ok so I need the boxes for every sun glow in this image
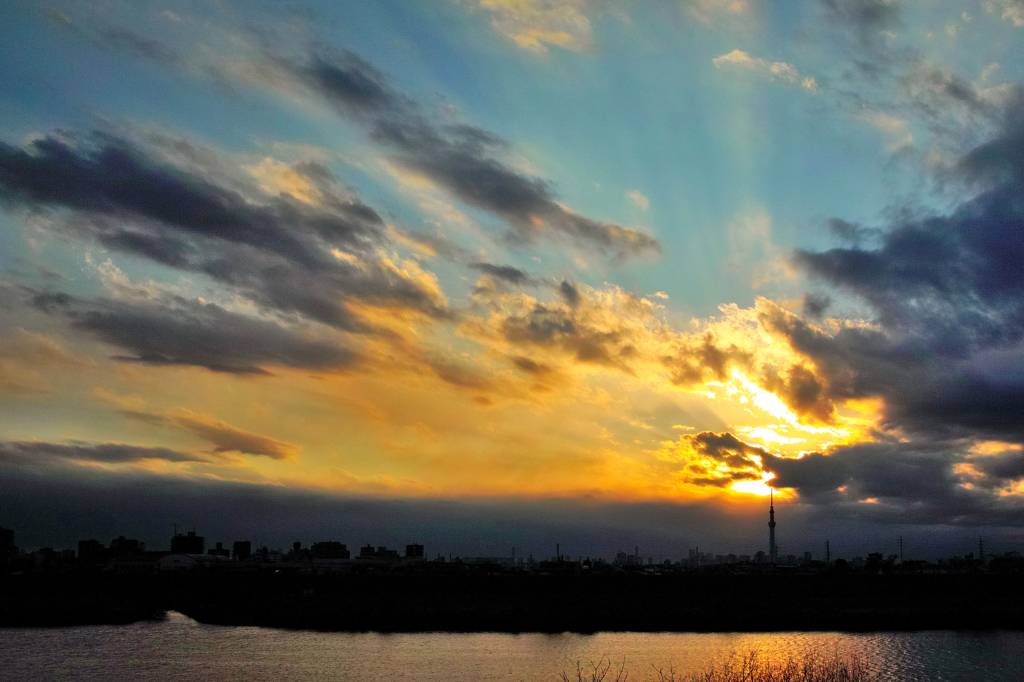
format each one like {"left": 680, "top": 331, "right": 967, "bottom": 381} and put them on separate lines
{"left": 731, "top": 472, "right": 776, "bottom": 496}
{"left": 737, "top": 426, "right": 805, "bottom": 446}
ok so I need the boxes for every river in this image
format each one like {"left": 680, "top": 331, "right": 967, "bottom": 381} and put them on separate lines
{"left": 2, "top": 611, "right": 1023, "bottom": 681}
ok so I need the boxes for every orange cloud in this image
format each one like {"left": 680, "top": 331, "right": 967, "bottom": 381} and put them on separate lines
{"left": 120, "top": 408, "right": 299, "bottom": 460}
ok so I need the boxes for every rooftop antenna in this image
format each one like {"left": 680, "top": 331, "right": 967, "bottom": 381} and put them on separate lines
{"left": 825, "top": 539, "right": 831, "bottom": 565}
{"left": 898, "top": 536, "right": 904, "bottom": 564}
{"left": 979, "top": 536, "right": 985, "bottom": 564}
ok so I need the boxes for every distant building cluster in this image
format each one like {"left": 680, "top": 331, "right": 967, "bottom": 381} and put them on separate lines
{"left": 0, "top": 527, "right": 430, "bottom": 574}
{"left": 3, "top": 514, "right": 1024, "bottom": 576}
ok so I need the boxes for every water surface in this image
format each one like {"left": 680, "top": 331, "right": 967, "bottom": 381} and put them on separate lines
{"left": 2, "top": 611, "right": 1023, "bottom": 681}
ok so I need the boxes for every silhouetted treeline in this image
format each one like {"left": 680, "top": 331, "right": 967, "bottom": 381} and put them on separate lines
{"left": 4, "top": 571, "right": 1024, "bottom": 632}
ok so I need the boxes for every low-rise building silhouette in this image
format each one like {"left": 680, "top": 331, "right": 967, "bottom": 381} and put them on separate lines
{"left": 357, "top": 544, "right": 402, "bottom": 562}
{"left": 0, "top": 527, "right": 15, "bottom": 558}
{"left": 208, "top": 542, "right": 230, "bottom": 558}
{"left": 232, "top": 541, "right": 252, "bottom": 561}
{"left": 78, "top": 539, "right": 107, "bottom": 563}
{"left": 171, "top": 531, "right": 205, "bottom": 554}
{"left": 109, "top": 536, "right": 143, "bottom": 556}
{"left": 312, "top": 542, "right": 350, "bottom": 559}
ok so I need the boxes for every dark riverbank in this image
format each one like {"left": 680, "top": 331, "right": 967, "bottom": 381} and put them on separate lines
{"left": 3, "top": 572, "right": 1024, "bottom": 632}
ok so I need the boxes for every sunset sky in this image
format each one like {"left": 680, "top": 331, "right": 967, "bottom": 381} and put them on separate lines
{"left": 2, "top": 0, "right": 1024, "bottom": 559}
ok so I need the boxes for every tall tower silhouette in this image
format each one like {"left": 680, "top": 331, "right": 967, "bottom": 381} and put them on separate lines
{"left": 768, "top": 490, "right": 777, "bottom": 563}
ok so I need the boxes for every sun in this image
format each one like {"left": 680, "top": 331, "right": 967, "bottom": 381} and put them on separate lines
{"left": 731, "top": 472, "right": 776, "bottom": 496}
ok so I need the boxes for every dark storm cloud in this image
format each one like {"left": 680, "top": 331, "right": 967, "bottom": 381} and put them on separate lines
{"left": 0, "top": 134, "right": 353, "bottom": 269}
{"left": 33, "top": 292, "right": 355, "bottom": 375}
{"left": 781, "top": 94, "right": 1024, "bottom": 442}
{"left": 763, "top": 441, "right": 960, "bottom": 503}
{"left": 958, "top": 100, "right": 1024, "bottom": 187}
{"left": 0, "top": 440, "right": 208, "bottom": 465}
{"left": 756, "top": 439, "right": 1024, "bottom": 530}
{"left": 688, "top": 431, "right": 768, "bottom": 469}
{"left": 276, "top": 49, "right": 660, "bottom": 261}
{"left": 497, "top": 301, "right": 635, "bottom": 372}
{"left": 802, "top": 293, "right": 831, "bottom": 319}
{"left": 0, "top": 131, "right": 452, "bottom": 332}
{"left": 96, "top": 229, "right": 195, "bottom": 268}
{"left": 236, "top": 258, "right": 451, "bottom": 332}
{"left": 294, "top": 50, "right": 410, "bottom": 117}
{"left": 670, "top": 431, "right": 767, "bottom": 488}
{"left": 557, "top": 280, "right": 580, "bottom": 307}
{"left": 500, "top": 303, "right": 577, "bottom": 345}
{"left": 469, "top": 262, "right": 535, "bottom": 286}
{"left": 971, "top": 449, "right": 1024, "bottom": 485}
{"left": 740, "top": 436, "right": 1024, "bottom": 527}
{"left": 759, "top": 303, "right": 902, "bottom": 399}
{"left": 889, "top": 373, "right": 1024, "bottom": 444}
{"left": 827, "top": 218, "right": 881, "bottom": 247}
{"left": 762, "top": 364, "right": 836, "bottom": 424}
{"left": 762, "top": 451, "right": 846, "bottom": 498}
{"left": 660, "top": 427, "right": 1024, "bottom": 528}
{"left": 759, "top": 302, "right": 1009, "bottom": 440}
{"left": 30, "top": 292, "right": 73, "bottom": 313}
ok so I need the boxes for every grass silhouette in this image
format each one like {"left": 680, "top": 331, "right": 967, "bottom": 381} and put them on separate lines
{"left": 560, "top": 650, "right": 874, "bottom": 682}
